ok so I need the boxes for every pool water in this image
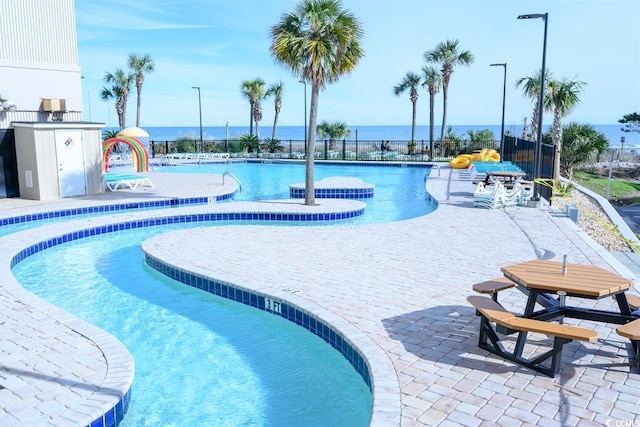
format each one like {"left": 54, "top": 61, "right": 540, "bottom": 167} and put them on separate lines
{"left": 158, "top": 162, "right": 436, "bottom": 224}
{"left": 12, "top": 223, "right": 372, "bottom": 426}
{"left": 5, "top": 162, "right": 434, "bottom": 425}
{"left": 0, "top": 163, "right": 436, "bottom": 237}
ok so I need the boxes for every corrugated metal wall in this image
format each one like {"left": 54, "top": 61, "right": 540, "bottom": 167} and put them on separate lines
{"left": 0, "top": 0, "right": 78, "bottom": 65}
{"left": 0, "top": 111, "right": 83, "bottom": 129}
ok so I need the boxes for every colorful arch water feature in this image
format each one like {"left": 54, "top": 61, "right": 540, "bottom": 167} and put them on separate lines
{"left": 102, "top": 137, "right": 149, "bottom": 172}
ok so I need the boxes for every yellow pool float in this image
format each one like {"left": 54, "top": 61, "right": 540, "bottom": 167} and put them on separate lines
{"left": 449, "top": 156, "right": 471, "bottom": 169}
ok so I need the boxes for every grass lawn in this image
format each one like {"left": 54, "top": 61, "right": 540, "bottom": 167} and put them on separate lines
{"left": 573, "top": 170, "right": 640, "bottom": 205}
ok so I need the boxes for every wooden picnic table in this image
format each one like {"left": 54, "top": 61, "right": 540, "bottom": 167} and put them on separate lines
{"left": 469, "top": 259, "right": 639, "bottom": 376}
{"left": 502, "top": 259, "right": 636, "bottom": 324}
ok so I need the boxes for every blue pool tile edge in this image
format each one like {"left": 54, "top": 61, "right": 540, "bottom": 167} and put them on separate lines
{"left": 7, "top": 207, "right": 370, "bottom": 426}
{"left": 143, "top": 253, "right": 373, "bottom": 391}
{"left": 0, "top": 194, "right": 234, "bottom": 227}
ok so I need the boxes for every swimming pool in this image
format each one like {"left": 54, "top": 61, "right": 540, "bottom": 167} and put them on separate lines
{"left": 0, "top": 162, "right": 436, "bottom": 236}
{"left": 4, "top": 162, "right": 435, "bottom": 425}
{"left": 12, "top": 222, "right": 372, "bottom": 426}
{"left": 157, "top": 161, "right": 436, "bottom": 224}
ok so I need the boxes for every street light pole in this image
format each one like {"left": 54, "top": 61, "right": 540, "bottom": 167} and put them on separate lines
{"left": 518, "top": 12, "right": 548, "bottom": 200}
{"left": 299, "top": 80, "right": 307, "bottom": 153}
{"left": 490, "top": 63, "right": 507, "bottom": 162}
{"left": 191, "top": 86, "right": 203, "bottom": 152}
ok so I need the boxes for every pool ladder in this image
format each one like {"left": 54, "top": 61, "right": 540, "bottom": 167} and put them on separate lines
{"left": 222, "top": 171, "right": 242, "bottom": 191}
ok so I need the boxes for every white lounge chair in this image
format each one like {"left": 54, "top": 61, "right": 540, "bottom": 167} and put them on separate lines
{"left": 473, "top": 182, "right": 503, "bottom": 208}
{"left": 104, "top": 174, "right": 153, "bottom": 192}
{"left": 473, "top": 181, "right": 523, "bottom": 209}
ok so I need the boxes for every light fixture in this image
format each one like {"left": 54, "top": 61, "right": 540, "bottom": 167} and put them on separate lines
{"left": 489, "top": 63, "right": 507, "bottom": 161}
{"left": 518, "top": 12, "right": 548, "bottom": 200}
{"left": 191, "top": 86, "right": 203, "bottom": 152}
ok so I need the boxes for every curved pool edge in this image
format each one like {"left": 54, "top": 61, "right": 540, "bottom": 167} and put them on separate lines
{"left": 0, "top": 198, "right": 380, "bottom": 426}
{"left": 141, "top": 240, "right": 402, "bottom": 426}
{"left": 0, "top": 237, "right": 135, "bottom": 427}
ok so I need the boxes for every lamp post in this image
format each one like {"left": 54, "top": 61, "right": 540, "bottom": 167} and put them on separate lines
{"left": 299, "top": 79, "right": 307, "bottom": 153}
{"left": 490, "top": 63, "right": 507, "bottom": 162}
{"left": 191, "top": 86, "right": 203, "bottom": 152}
{"left": 518, "top": 12, "right": 548, "bottom": 200}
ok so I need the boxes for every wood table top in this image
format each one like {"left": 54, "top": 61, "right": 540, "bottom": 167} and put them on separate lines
{"left": 501, "top": 259, "right": 634, "bottom": 298}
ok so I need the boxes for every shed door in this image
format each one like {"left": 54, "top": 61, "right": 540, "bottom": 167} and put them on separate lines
{"left": 56, "top": 130, "right": 87, "bottom": 197}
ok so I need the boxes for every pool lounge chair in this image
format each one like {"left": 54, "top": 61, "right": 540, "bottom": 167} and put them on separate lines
{"left": 104, "top": 174, "right": 153, "bottom": 192}
{"left": 473, "top": 182, "right": 523, "bottom": 209}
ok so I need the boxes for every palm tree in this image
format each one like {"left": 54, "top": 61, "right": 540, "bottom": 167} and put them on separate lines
{"left": 552, "top": 122, "right": 608, "bottom": 180}
{"left": 393, "top": 71, "right": 421, "bottom": 143}
{"left": 270, "top": 0, "right": 364, "bottom": 206}
{"left": 128, "top": 53, "right": 155, "bottom": 128}
{"left": 515, "top": 69, "right": 554, "bottom": 141}
{"left": 260, "top": 138, "right": 285, "bottom": 153}
{"left": 421, "top": 65, "right": 441, "bottom": 156}
{"left": 424, "top": 39, "right": 474, "bottom": 141}
{"left": 252, "top": 84, "right": 266, "bottom": 142}
{"left": 102, "top": 68, "right": 133, "bottom": 129}
{"left": 546, "top": 77, "right": 586, "bottom": 181}
{"left": 316, "top": 120, "right": 351, "bottom": 150}
{"left": 266, "top": 81, "right": 284, "bottom": 140}
{"left": 240, "top": 78, "right": 266, "bottom": 138}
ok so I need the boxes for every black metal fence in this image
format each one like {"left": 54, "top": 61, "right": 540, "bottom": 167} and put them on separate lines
{"left": 502, "top": 135, "right": 555, "bottom": 201}
{"left": 149, "top": 138, "right": 501, "bottom": 162}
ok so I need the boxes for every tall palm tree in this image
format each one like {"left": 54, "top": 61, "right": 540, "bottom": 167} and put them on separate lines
{"left": 270, "top": 0, "right": 364, "bottom": 206}
{"left": 102, "top": 68, "right": 133, "bottom": 129}
{"left": 100, "top": 85, "right": 124, "bottom": 129}
{"left": 240, "top": 78, "right": 266, "bottom": 137}
{"left": 266, "top": 81, "right": 284, "bottom": 140}
{"left": 546, "top": 77, "right": 586, "bottom": 181}
{"left": 316, "top": 120, "right": 350, "bottom": 150}
{"left": 421, "top": 65, "right": 441, "bottom": 156}
{"left": 128, "top": 53, "right": 155, "bottom": 128}
{"left": 515, "top": 69, "right": 554, "bottom": 141}
{"left": 393, "top": 71, "right": 421, "bottom": 143}
{"left": 424, "top": 39, "right": 474, "bottom": 141}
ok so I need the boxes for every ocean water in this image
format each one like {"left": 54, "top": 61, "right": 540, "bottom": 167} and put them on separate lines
{"left": 106, "top": 124, "right": 637, "bottom": 146}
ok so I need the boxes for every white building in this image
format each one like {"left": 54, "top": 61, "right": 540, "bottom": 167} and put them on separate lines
{"left": 0, "top": 0, "right": 105, "bottom": 200}
{"left": 0, "top": 0, "right": 83, "bottom": 125}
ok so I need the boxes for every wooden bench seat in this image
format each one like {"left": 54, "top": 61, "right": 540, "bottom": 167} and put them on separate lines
{"left": 467, "top": 295, "right": 597, "bottom": 377}
{"left": 627, "top": 293, "right": 640, "bottom": 311}
{"left": 617, "top": 318, "right": 640, "bottom": 341}
{"left": 617, "top": 318, "right": 640, "bottom": 370}
{"left": 472, "top": 277, "right": 515, "bottom": 302}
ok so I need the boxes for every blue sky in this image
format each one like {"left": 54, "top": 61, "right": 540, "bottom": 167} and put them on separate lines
{"left": 76, "top": 0, "right": 640, "bottom": 129}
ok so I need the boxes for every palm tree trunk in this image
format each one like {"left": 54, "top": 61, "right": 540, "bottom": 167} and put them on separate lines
{"left": 272, "top": 113, "right": 279, "bottom": 140}
{"left": 249, "top": 102, "right": 254, "bottom": 136}
{"left": 429, "top": 93, "right": 435, "bottom": 155}
{"left": 552, "top": 110, "right": 563, "bottom": 181}
{"left": 122, "top": 97, "right": 127, "bottom": 129}
{"left": 136, "top": 86, "right": 142, "bottom": 127}
{"left": 411, "top": 101, "right": 417, "bottom": 142}
{"left": 440, "top": 83, "right": 449, "bottom": 140}
{"left": 530, "top": 102, "right": 539, "bottom": 141}
{"left": 305, "top": 84, "right": 320, "bottom": 206}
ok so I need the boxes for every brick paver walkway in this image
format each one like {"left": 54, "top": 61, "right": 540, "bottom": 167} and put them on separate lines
{"left": 0, "top": 164, "right": 639, "bottom": 426}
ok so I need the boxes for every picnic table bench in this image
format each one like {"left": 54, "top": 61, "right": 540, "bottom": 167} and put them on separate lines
{"left": 468, "top": 295, "right": 597, "bottom": 377}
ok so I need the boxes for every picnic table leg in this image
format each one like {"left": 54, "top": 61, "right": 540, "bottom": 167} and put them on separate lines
{"left": 514, "top": 331, "right": 528, "bottom": 357}
{"left": 614, "top": 293, "right": 633, "bottom": 316}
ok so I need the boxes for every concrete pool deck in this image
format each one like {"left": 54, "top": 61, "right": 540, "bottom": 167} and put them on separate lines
{"left": 0, "top": 165, "right": 639, "bottom": 426}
